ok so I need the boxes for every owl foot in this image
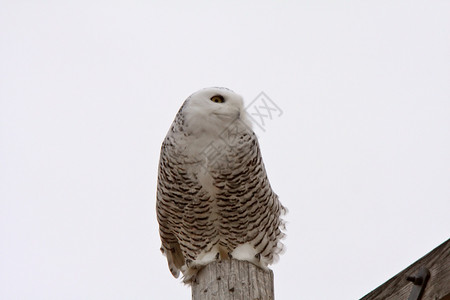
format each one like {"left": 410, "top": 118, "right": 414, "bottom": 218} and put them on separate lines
{"left": 182, "top": 266, "right": 200, "bottom": 285}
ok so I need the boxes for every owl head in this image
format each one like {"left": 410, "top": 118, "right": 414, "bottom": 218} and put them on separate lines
{"left": 182, "top": 87, "right": 252, "bottom": 137}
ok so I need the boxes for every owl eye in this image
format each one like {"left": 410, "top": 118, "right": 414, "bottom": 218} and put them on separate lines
{"left": 210, "top": 95, "right": 225, "bottom": 103}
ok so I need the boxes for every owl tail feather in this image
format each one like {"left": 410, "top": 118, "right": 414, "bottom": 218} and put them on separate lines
{"left": 163, "top": 242, "right": 184, "bottom": 279}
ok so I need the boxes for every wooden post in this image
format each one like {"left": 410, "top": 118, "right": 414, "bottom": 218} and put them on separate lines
{"left": 192, "top": 259, "right": 274, "bottom": 300}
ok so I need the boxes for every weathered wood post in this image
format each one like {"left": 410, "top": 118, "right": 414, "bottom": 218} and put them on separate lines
{"left": 192, "top": 259, "right": 274, "bottom": 300}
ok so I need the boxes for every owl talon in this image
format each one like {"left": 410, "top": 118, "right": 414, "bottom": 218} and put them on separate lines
{"left": 185, "top": 259, "right": 192, "bottom": 268}
{"left": 215, "top": 252, "right": 220, "bottom": 260}
{"left": 228, "top": 252, "right": 233, "bottom": 259}
{"left": 255, "top": 253, "right": 261, "bottom": 261}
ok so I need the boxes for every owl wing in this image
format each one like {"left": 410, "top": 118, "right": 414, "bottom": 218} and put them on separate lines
{"left": 214, "top": 131, "right": 286, "bottom": 264}
{"left": 156, "top": 137, "right": 187, "bottom": 278}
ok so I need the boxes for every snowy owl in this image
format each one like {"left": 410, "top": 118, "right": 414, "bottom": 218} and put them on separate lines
{"left": 156, "top": 87, "right": 286, "bottom": 283}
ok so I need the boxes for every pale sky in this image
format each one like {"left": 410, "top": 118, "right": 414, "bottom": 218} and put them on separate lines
{"left": 1, "top": 1, "right": 449, "bottom": 299}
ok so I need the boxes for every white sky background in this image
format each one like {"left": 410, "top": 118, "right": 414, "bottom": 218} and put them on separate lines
{"left": 1, "top": 1, "right": 449, "bottom": 299}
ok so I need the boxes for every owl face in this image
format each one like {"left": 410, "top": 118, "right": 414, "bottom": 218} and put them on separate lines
{"left": 183, "top": 87, "right": 251, "bottom": 136}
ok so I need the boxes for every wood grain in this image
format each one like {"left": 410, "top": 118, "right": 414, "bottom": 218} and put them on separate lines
{"left": 191, "top": 259, "right": 274, "bottom": 300}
